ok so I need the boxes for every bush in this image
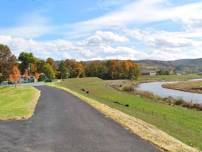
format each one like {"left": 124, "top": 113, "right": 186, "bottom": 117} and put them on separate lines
{"left": 181, "top": 102, "right": 202, "bottom": 111}
{"left": 134, "top": 90, "right": 155, "bottom": 99}
{"left": 38, "top": 74, "right": 47, "bottom": 82}
{"left": 45, "top": 79, "right": 52, "bottom": 82}
{"left": 192, "top": 104, "right": 202, "bottom": 110}
{"left": 122, "top": 85, "right": 134, "bottom": 92}
{"left": 174, "top": 98, "right": 185, "bottom": 105}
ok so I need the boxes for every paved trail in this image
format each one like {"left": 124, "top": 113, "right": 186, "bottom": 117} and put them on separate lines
{"left": 0, "top": 86, "right": 160, "bottom": 152}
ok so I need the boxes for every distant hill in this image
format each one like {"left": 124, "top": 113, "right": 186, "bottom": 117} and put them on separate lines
{"left": 136, "top": 58, "right": 202, "bottom": 73}
{"left": 56, "top": 58, "right": 202, "bottom": 74}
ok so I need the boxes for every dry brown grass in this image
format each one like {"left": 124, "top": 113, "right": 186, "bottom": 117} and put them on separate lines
{"left": 162, "top": 81, "right": 202, "bottom": 94}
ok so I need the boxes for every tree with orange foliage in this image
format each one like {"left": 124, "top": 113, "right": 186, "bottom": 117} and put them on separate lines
{"left": 106, "top": 60, "right": 139, "bottom": 80}
{"left": 46, "top": 58, "right": 57, "bottom": 73}
{"left": 107, "top": 60, "right": 120, "bottom": 79}
{"left": 75, "top": 62, "right": 85, "bottom": 78}
{"left": 65, "top": 59, "right": 85, "bottom": 78}
{"left": 9, "top": 65, "right": 20, "bottom": 87}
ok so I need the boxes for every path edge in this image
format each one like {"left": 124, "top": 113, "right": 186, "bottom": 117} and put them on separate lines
{"left": 48, "top": 83, "right": 200, "bottom": 152}
{"left": 0, "top": 87, "right": 41, "bottom": 121}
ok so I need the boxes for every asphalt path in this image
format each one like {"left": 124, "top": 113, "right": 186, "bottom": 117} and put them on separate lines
{"left": 0, "top": 86, "right": 160, "bottom": 152}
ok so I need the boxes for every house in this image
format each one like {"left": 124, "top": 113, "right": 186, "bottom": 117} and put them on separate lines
{"left": 141, "top": 70, "right": 157, "bottom": 76}
{"left": 19, "top": 76, "right": 37, "bottom": 83}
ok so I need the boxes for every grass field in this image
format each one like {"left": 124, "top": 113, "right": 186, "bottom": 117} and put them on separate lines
{"left": 139, "top": 74, "right": 202, "bottom": 82}
{"left": 163, "top": 80, "right": 202, "bottom": 94}
{"left": 0, "top": 86, "right": 40, "bottom": 120}
{"left": 57, "top": 77, "right": 202, "bottom": 151}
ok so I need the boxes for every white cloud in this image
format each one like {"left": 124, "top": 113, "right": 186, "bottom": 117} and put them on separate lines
{"left": 125, "top": 27, "right": 202, "bottom": 48}
{"left": 124, "top": 27, "right": 202, "bottom": 60}
{"left": 0, "top": 31, "right": 145, "bottom": 60}
{"left": 86, "top": 31, "right": 128, "bottom": 46}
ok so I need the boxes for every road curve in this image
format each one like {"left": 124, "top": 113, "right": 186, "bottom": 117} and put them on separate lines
{"left": 0, "top": 86, "right": 160, "bottom": 152}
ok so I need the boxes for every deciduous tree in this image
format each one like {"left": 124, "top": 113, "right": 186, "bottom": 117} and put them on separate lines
{"left": 18, "top": 52, "right": 36, "bottom": 74}
{"left": 0, "top": 44, "right": 16, "bottom": 82}
{"left": 46, "top": 58, "right": 57, "bottom": 72}
{"left": 65, "top": 59, "right": 85, "bottom": 78}
{"left": 43, "top": 63, "right": 55, "bottom": 80}
{"left": 9, "top": 65, "right": 20, "bottom": 87}
{"left": 59, "top": 61, "right": 68, "bottom": 80}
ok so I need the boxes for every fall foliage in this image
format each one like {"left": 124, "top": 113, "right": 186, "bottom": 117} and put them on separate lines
{"left": 65, "top": 59, "right": 85, "bottom": 78}
{"left": 9, "top": 65, "right": 20, "bottom": 85}
{"left": 86, "top": 60, "right": 140, "bottom": 80}
{"left": 0, "top": 44, "right": 140, "bottom": 82}
{"left": 0, "top": 44, "right": 16, "bottom": 82}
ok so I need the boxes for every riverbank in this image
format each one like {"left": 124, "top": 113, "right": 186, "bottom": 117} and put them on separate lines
{"left": 108, "top": 79, "right": 202, "bottom": 111}
{"left": 55, "top": 77, "right": 202, "bottom": 151}
{"left": 163, "top": 80, "right": 202, "bottom": 94}
{"left": 138, "top": 74, "right": 202, "bottom": 83}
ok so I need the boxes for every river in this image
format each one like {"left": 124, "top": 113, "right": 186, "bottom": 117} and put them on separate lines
{"left": 137, "top": 81, "right": 202, "bottom": 104}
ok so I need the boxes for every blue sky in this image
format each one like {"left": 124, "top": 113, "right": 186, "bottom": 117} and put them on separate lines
{"left": 0, "top": 0, "right": 202, "bottom": 60}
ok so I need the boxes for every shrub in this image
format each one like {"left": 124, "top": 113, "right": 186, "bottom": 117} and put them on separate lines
{"left": 122, "top": 85, "right": 134, "bottom": 92}
{"left": 192, "top": 103, "right": 202, "bottom": 110}
{"left": 38, "top": 74, "right": 47, "bottom": 82}
{"left": 45, "top": 79, "right": 52, "bottom": 82}
{"left": 181, "top": 102, "right": 202, "bottom": 111}
{"left": 134, "top": 90, "right": 155, "bottom": 99}
{"left": 174, "top": 98, "right": 185, "bottom": 105}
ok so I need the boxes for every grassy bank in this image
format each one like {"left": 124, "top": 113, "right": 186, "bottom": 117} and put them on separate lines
{"left": 57, "top": 77, "right": 202, "bottom": 151}
{"left": 163, "top": 80, "right": 202, "bottom": 94}
{"left": 0, "top": 86, "right": 40, "bottom": 120}
{"left": 139, "top": 74, "right": 202, "bottom": 82}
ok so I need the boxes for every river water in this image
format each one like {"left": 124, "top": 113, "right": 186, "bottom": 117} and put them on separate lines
{"left": 137, "top": 81, "right": 202, "bottom": 104}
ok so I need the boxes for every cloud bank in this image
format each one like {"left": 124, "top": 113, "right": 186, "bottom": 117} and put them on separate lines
{"left": 0, "top": 0, "right": 202, "bottom": 60}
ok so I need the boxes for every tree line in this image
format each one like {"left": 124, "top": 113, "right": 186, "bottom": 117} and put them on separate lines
{"left": 0, "top": 44, "right": 140, "bottom": 84}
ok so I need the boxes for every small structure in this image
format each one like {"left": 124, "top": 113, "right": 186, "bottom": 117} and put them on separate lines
{"left": 141, "top": 70, "right": 157, "bottom": 76}
{"left": 19, "top": 76, "right": 37, "bottom": 83}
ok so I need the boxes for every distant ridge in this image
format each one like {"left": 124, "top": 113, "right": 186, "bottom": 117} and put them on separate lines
{"left": 136, "top": 58, "right": 202, "bottom": 73}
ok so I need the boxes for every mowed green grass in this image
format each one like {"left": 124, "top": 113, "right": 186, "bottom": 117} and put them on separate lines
{"left": 139, "top": 74, "right": 202, "bottom": 82}
{"left": 58, "top": 77, "right": 202, "bottom": 150}
{"left": 0, "top": 86, "right": 38, "bottom": 119}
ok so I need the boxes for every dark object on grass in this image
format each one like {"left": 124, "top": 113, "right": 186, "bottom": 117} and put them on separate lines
{"left": 114, "top": 101, "right": 121, "bottom": 105}
{"left": 114, "top": 101, "right": 129, "bottom": 107}
{"left": 81, "top": 88, "right": 85, "bottom": 92}
{"left": 174, "top": 99, "right": 184, "bottom": 105}
{"left": 86, "top": 91, "right": 89, "bottom": 94}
